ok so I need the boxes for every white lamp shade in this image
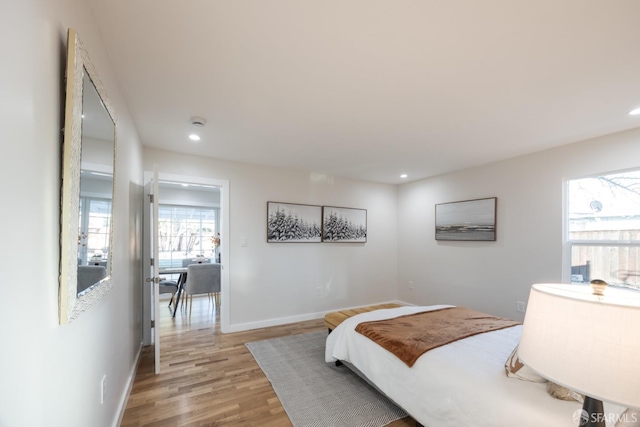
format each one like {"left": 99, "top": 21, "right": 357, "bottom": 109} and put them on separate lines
{"left": 519, "top": 284, "right": 640, "bottom": 409}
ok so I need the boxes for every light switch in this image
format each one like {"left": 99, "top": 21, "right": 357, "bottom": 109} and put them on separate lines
{"left": 241, "top": 237, "right": 248, "bottom": 247}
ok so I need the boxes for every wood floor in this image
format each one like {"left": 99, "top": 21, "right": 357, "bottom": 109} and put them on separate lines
{"left": 120, "top": 296, "right": 416, "bottom": 426}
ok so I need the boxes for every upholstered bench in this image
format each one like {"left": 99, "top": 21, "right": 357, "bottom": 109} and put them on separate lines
{"left": 324, "top": 303, "right": 402, "bottom": 332}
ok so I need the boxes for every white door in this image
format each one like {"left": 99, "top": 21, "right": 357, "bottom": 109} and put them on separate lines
{"left": 143, "top": 167, "right": 161, "bottom": 374}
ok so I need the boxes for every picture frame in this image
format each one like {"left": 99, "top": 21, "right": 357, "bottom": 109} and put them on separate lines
{"left": 322, "top": 206, "right": 367, "bottom": 243}
{"left": 267, "top": 202, "right": 322, "bottom": 243}
{"left": 435, "top": 197, "right": 497, "bottom": 241}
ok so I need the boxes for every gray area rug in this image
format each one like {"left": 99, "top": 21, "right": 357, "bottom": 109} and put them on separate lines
{"left": 245, "top": 330, "right": 407, "bottom": 427}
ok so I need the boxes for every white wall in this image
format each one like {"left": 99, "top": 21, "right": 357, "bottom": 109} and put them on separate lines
{"left": 0, "top": 1, "right": 144, "bottom": 426}
{"left": 397, "top": 127, "right": 640, "bottom": 321}
{"left": 144, "top": 148, "right": 398, "bottom": 330}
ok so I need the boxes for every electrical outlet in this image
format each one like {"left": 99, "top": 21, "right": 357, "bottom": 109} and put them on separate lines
{"left": 100, "top": 375, "right": 107, "bottom": 404}
{"left": 516, "top": 301, "right": 526, "bottom": 313}
{"left": 409, "top": 280, "right": 414, "bottom": 289}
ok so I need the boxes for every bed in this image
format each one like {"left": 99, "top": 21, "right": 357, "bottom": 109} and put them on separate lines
{"left": 325, "top": 305, "right": 626, "bottom": 427}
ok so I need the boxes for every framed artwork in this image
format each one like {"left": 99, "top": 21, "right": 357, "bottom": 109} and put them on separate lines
{"left": 267, "top": 202, "right": 322, "bottom": 242}
{"left": 435, "top": 197, "right": 496, "bottom": 241}
{"left": 322, "top": 206, "right": 367, "bottom": 243}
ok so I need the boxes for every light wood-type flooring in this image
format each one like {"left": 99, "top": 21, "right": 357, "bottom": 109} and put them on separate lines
{"left": 120, "top": 295, "right": 416, "bottom": 426}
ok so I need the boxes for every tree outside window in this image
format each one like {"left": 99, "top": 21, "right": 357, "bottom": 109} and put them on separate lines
{"left": 157, "top": 205, "right": 218, "bottom": 268}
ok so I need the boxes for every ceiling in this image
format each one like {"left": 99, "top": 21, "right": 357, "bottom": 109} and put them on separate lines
{"left": 88, "top": 0, "right": 640, "bottom": 184}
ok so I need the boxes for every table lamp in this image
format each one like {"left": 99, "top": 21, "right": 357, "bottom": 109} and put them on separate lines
{"left": 518, "top": 281, "right": 640, "bottom": 427}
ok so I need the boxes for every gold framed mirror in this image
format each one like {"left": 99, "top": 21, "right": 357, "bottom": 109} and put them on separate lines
{"left": 59, "top": 29, "right": 117, "bottom": 324}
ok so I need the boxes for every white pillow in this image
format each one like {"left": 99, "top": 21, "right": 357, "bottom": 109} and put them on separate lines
{"left": 504, "top": 345, "right": 547, "bottom": 383}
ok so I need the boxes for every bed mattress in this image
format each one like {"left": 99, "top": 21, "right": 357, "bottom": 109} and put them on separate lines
{"left": 325, "top": 305, "right": 625, "bottom": 427}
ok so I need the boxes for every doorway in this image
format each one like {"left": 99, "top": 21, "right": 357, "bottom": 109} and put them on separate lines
{"left": 142, "top": 171, "right": 230, "bottom": 354}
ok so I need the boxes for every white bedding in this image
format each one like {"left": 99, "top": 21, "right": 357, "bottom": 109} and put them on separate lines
{"left": 325, "top": 305, "right": 625, "bottom": 427}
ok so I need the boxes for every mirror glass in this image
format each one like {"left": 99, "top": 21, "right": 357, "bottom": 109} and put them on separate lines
{"left": 77, "top": 72, "right": 115, "bottom": 294}
{"left": 59, "top": 29, "right": 116, "bottom": 324}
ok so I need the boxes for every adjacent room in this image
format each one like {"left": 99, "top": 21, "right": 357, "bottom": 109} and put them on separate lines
{"left": 3, "top": 1, "right": 640, "bottom": 427}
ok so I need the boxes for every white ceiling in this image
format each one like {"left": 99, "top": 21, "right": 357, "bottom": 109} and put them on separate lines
{"left": 88, "top": 0, "right": 640, "bottom": 184}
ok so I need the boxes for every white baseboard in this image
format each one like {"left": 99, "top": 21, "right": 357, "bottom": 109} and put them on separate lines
{"left": 225, "top": 311, "right": 325, "bottom": 333}
{"left": 113, "top": 341, "right": 144, "bottom": 427}
{"left": 394, "top": 299, "right": 415, "bottom": 306}
{"left": 225, "top": 300, "right": 407, "bottom": 333}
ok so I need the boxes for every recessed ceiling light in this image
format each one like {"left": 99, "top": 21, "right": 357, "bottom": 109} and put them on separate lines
{"left": 629, "top": 107, "right": 640, "bottom": 116}
{"left": 400, "top": 174, "right": 408, "bottom": 179}
{"left": 189, "top": 134, "right": 201, "bottom": 141}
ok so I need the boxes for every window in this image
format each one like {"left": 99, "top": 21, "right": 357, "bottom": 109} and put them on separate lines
{"left": 78, "top": 197, "right": 112, "bottom": 264}
{"left": 566, "top": 169, "right": 640, "bottom": 289}
{"left": 157, "top": 204, "right": 219, "bottom": 268}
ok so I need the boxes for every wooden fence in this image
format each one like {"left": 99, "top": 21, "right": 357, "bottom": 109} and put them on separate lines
{"left": 570, "top": 230, "right": 639, "bottom": 287}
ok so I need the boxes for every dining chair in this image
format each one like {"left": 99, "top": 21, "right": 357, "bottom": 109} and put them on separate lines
{"left": 158, "top": 279, "right": 179, "bottom": 308}
{"left": 77, "top": 265, "right": 107, "bottom": 294}
{"left": 183, "top": 263, "right": 221, "bottom": 316}
{"left": 173, "top": 258, "right": 212, "bottom": 312}
{"left": 181, "top": 257, "right": 211, "bottom": 267}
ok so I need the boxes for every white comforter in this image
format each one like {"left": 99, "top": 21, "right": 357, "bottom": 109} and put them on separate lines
{"left": 325, "top": 305, "right": 625, "bottom": 427}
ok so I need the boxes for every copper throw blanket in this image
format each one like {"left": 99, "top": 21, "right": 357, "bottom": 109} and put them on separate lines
{"left": 355, "top": 307, "right": 520, "bottom": 367}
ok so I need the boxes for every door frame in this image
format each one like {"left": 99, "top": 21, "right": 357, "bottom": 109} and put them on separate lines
{"left": 142, "top": 171, "right": 231, "bottom": 341}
